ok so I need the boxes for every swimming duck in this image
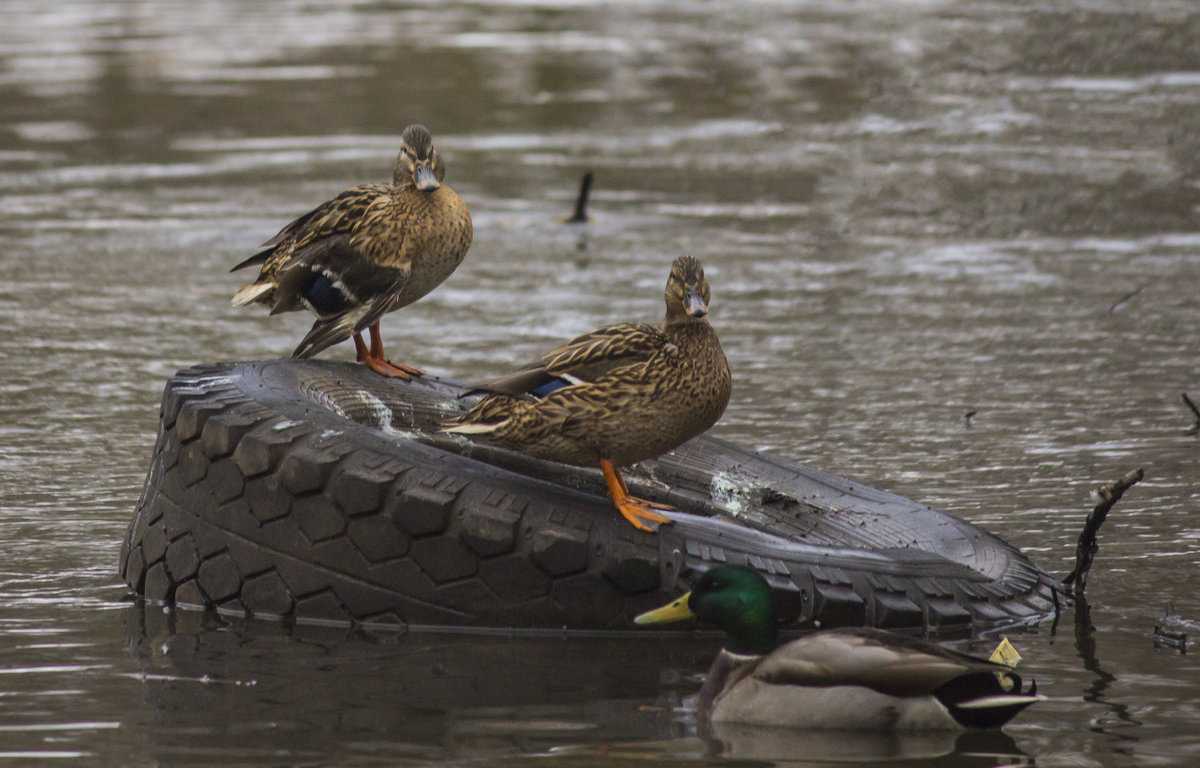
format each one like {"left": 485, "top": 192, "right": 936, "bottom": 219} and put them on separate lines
{"left": 231, "top": 124, "right": 473, "bottom": 378}
{"left": 635, "top": 566, "right": 1044, "bottom": 730}
{"left": 442, "top": 255, "right": 731, "bottom": 532}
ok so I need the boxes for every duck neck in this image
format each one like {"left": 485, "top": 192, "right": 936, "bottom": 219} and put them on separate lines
{"left": 724, "top": 621, "right": 777, "bottom": 657}
{"left": 664, "top": 303, "right": 693, "bottom": 325}
{"left": 663, "top": 313, "right": 714, "bottom": 345}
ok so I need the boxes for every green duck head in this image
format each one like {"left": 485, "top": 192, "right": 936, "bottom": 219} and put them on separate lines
{"left": 636, "top": 565, "right": 779, "bottom": 656}
{"left": 664, "top": 255, "right": 712, "bottom": 324}
{"left": 394, "top": 124, "right": 446, "bottom": 191}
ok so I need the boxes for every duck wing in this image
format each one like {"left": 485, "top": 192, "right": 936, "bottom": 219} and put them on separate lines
{"left": 231, "top": 183, "right": 394, "bottom": 274}
{"left": 749, "top": 629, "right": 996, "bottom": 698}
{"left": 482, "top": 322, "right": 666, "bottom": 396}
{"left": 274, "top": 233, "right": 410, "bottom": 360}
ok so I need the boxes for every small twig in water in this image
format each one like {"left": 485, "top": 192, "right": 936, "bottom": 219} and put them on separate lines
{"left": 1182, "top": 392, "right": 1200, "bottom": 434}
{"left": 1062, "top": 468, "right": 1144, "bottom": 595}
{"left": 566, "top": 170, "right": 593, "bottom": 224}
{"left": 1109, "top": 278, "right": 1158, "bottom": 313}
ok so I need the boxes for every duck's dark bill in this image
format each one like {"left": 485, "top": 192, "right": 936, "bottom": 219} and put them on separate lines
{"left": 414, "top": 164, "right": 440, "bottom": 190}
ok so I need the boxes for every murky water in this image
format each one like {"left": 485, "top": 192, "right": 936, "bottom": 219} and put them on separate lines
{"left": 2, "top": 1, "right": 1199, "bottom": 765}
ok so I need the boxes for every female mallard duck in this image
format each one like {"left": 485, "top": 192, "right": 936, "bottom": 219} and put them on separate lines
{"left": 231, "top": 124, "right": 473, "bottom": 379}
{"left": 442, "top": 255, "right": 731, "bottom": 532}
{"left": 636, "top": 566, "right": 1044, "bottom": 730}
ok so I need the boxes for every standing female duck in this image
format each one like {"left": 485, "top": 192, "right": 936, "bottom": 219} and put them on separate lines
{"left": 443, "top": 255, "right": 731, "bottom": 532}
{"left": 231, "top": 124, "right": 472, "bottom": 378}
{"left": 636, "top": 565, "right": 1044, "bottom": 730}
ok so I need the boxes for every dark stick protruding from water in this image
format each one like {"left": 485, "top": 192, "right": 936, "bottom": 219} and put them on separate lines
{"left": 1109, "top": 277, "right": 1157, "bottom": 313}
{"left": 1063, "top": 467, "right": 1144, "bottom": 594}
{"left": 1182, "top": 392, "right": 1200, "bottom": 433}
{"left": 566, "top": 170, "right": 593, "bottom": 223}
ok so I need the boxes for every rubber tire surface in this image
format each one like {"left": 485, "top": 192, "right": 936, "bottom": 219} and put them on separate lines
{"left": 120, "top": 360, "right": 1060, "bottom": 633}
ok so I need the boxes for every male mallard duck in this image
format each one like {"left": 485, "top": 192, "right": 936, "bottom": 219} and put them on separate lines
{"left": 442, "top": 255, "right": 731, "bottom": 532}
{"left": 231, "top": 124, "right": 473, "bottom": 378}
{"left": 636, "top": 566, "right": 1044, "bottom": 730}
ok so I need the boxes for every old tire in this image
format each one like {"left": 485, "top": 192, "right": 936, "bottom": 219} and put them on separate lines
{"left": 120, "top": 360, "right": 1060, "bottom": 634}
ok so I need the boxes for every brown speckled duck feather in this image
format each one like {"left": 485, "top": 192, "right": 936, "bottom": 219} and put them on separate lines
{"left": 478, "top": 321, "right": 667, "bottom": 400}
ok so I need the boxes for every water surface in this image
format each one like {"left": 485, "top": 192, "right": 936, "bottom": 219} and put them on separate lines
{"left": 2, "top": 1, "right": 1199, "bottom": 765}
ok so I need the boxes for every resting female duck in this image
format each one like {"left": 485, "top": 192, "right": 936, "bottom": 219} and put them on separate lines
{"left": 231, "top": 124, "right": 472, "bottom": 378}
{"left": 443, "top": 255, "right": 731, "bottom": 532}
{"left": 636, "top": 566, "right": 1044, "bottom": 730}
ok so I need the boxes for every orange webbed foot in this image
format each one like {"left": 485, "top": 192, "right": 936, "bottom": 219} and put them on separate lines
{"left": 602, "top": 459, "right": 674, "bottom": 533}
{"left": 626, "top": 496, "right": 676, "bottom": 512}
{"left": 356, "top": 324, "right": 424, "bottom": 379}
{"left": 362, "top": 356, "right": 421, "bottom": 380}
{"left": 614, "top": 497, "right": 673, "bottom": 532}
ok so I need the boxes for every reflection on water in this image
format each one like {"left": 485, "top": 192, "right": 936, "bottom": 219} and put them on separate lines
{"left": 1, "top": 0, "right": 1199, "bottom": 765}
{"left": 118, "top": 607, "right": 677, "bottom": 767}
{"left": 109, "top": 606, "right": 1039, "bottom": 767}
{"left": 704, "top": 722, "right": 1029, "bottom": 766}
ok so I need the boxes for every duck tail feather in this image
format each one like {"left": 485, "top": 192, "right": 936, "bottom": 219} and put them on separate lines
{"left": 948, "top": 691, "right": 1044, "bottom": 729}
{"left": 292, "top": 314, "right": 359, "bottom": 360}
{"left": 956, "top": 694, "right": 1047, "bottom": 710}
{"left": 231, "top": 281, "right": 273, "bottom": 307}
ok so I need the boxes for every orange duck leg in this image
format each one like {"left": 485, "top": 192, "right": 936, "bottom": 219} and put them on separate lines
{"left": 353, "top": 322, "right": 424, "bottom": 379}
{"left": 601, "top": 459, "right": 674, "bottom": 532}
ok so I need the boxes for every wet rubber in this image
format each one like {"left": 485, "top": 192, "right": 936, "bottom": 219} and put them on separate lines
{"left": 120, "top": 360, "right": 1061, "bottom": 634}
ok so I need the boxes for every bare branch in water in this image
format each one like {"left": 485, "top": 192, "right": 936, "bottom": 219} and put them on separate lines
{"left": 1063, "top": 468, "right": 1144, "bottom": 594}
{"left": 1108, "top": 278, "right": 1158, "bottom": 313}
{"left": 1182, "top": 392, "right": 1200, "bottom": 434}
{"left": 566, "top": 170, "right": 593, "bottom": 224}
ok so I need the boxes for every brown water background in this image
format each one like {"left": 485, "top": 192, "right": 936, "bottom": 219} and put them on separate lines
{"left": 1, "top": 1, "right": 1199, "bottom": 765}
